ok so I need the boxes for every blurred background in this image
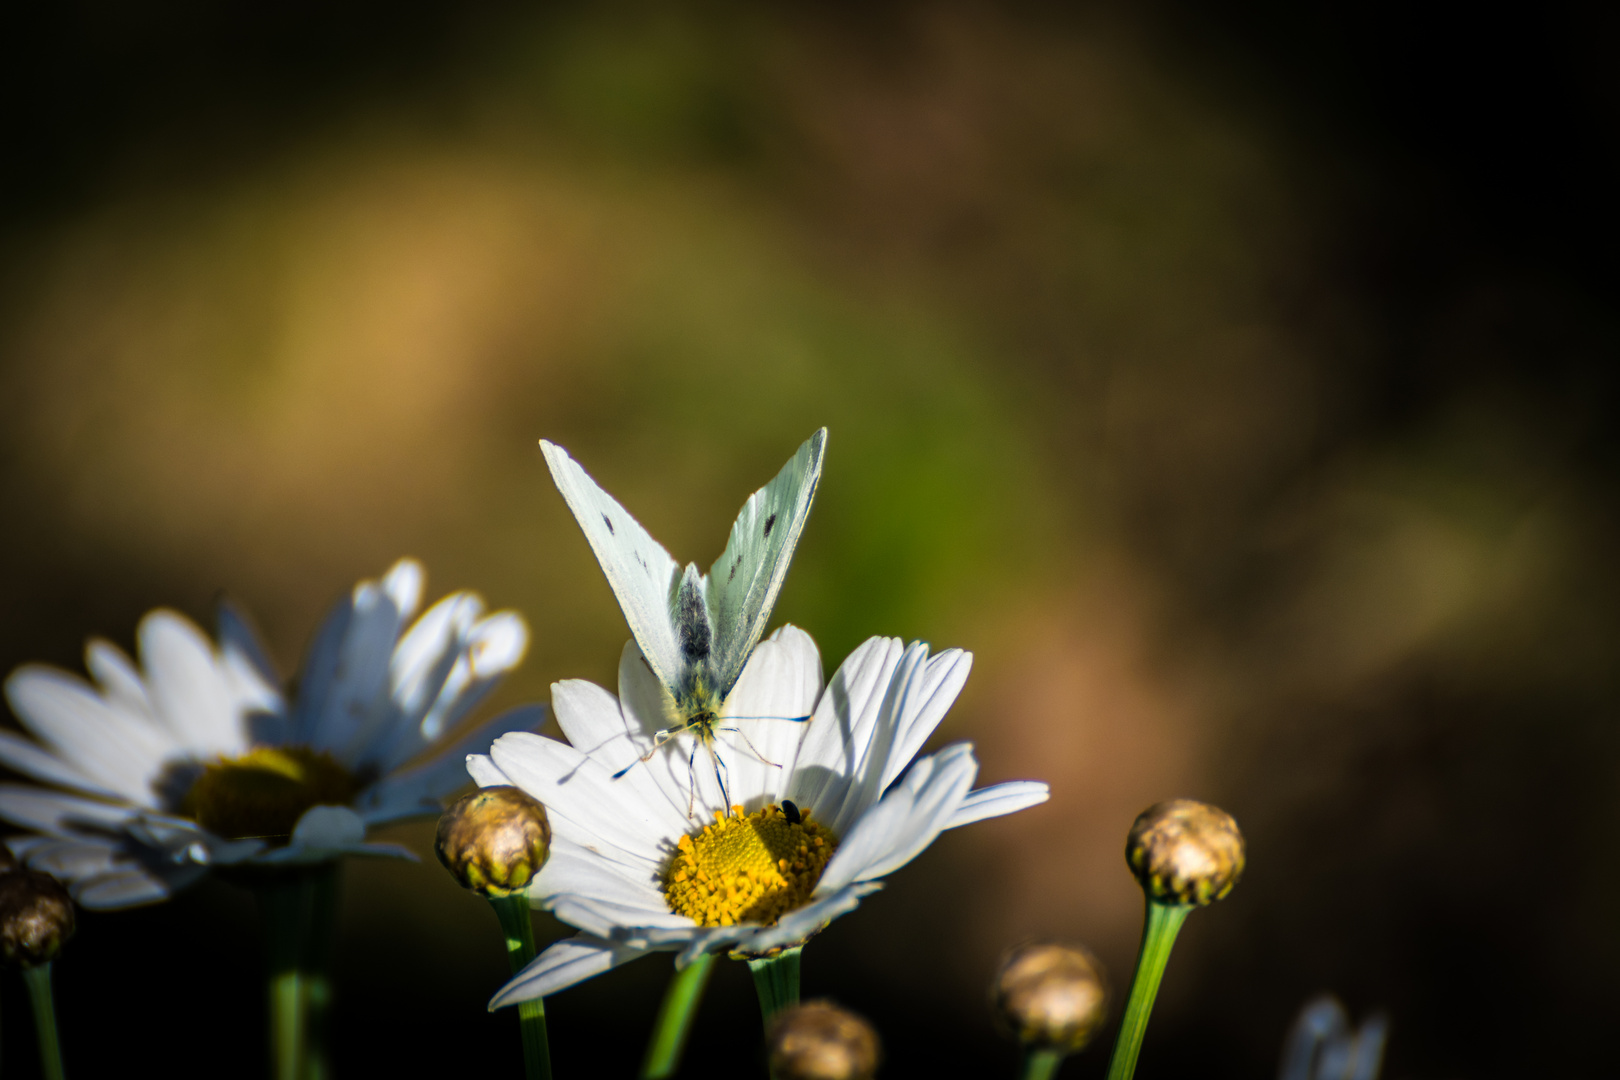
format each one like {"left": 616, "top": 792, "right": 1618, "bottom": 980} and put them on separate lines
{"left": 1, "top": 1, "right": 1616, "bottom": 1076}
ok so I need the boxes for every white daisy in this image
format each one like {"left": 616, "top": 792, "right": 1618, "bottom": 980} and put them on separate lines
{"left": 470, "top": 625, "right": 1049, "bottom": 1008}
{"left": 0, "top": 559, "right": 540, "bottom": 909}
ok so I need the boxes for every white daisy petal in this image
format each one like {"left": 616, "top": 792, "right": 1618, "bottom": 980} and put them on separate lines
{"left": 19, "top": 838, "right": 121, "bottom": 881}
{"left": 0, "top": 729, "right": 120, "bottom": 799}
{"left": 385, "top": 593, "right": 470, "bottom": 730}
{"left": 123, "top": 813, "right": 217, "bottom": 863}
{"left": 812, "top": 643, "right": 971, "bottom": 837}
{"left": 490, "top": 732, "right": 675, "bottom": 869}
{"left": 75, "top": 869, "right": 183, "bottom": 909}
{"left": 816, "top": 744, "right": 979, "bottom": 894}
{"left": 305, "top": 578, "right": 411, "bottom": 761}
{"left": 783, "top": 637, "right": 906, "bottom": 818}
{"left": 616, "top": 641, "right": 671, "bottom": 741}
{"left": 290, "top": 804, "right": 365, "bottom": 847}
{"left": 83, "top": 640, "right": 157, "bottom": 720}
{"left": 262, "top": 839, "right": 416, "bottom": 865}
{"left": 388, "top": 608, "right": 529, "bottom": 767}
{"left": 876, "top": 648, "right": 972, "bottom": 793}
{"left": 672, "top": 925, "right": 753, "bottom": 968}
{"left": 467, "top": 753, "right": 512, "bottom": 788}
{"left": 139, "top": 610, "right": 248, "bottom": 758}
{"left": 381, "top": 559, "right": 425, "bottom": 619}
{"left": 4, "top": 666, "right": 172, "bottom": 805}
{"left": 0, "top": 784, "right": 141, "bottom": 835}
{"left": 553, "top": 674, "right": 643, "bottom": 766}
{"left": 215, "top": 601, "right": 286, "bottom": 724}
{"left": 5, "top": 835, "right": 52, "bottom": 860}
{"left": 364, "top": 595, "right": 475, "bottom": 768}
{"left": 718, "top": 625, "right": 823, "bottom": 810}
{"left": 286, "top": 595, "right": 351, "bottom": 747}
{"left": 813, "top": 641, "right": 935, "bottom": 835}
{"left": 548, "top": 893, "right": 693, "bottom": 941}
{"left": 535, "top": 842, "right": 664, "bottom": 910}
{"left": 736, "top": 881, "right": 884, "bottom": 957}
{"left": 353, "top": 705, "right": 547, "bottom": 826}
{"left": 489, "top": 934, "right": 651, "bottom": 1009}
{"left": 945, "top": 781, "right": 1051, "bottom": 829}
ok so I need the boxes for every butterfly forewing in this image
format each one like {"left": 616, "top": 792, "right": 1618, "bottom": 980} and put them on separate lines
{"left": 703, "top": 428, "right": 827, "bottom": 700}
{"left": 539, "top": 440, "right": 686, "bottom": 694}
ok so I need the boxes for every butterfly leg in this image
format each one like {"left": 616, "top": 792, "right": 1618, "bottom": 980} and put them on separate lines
{"left": 612, "top": 726, "right": 682, "bottom": 781}
{"left": 708, "top": 739, "right": 732, "bottom": 811}
{"left": 714, "top": 725, "right": 784, "bottom": 770}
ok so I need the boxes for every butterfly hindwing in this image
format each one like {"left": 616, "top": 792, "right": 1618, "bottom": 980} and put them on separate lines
{"left": 539, "top": 440, "right": 686, "bottom": 694}
{"left": 704, "top": 428, "right": 828, "bottom": 700}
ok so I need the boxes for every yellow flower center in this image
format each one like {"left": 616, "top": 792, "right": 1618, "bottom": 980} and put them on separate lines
{"left": 663, "top": 803, "right": 838, "bottom": 928}
{"left": 182, "top": 746, "right": 359, "bottom": 842}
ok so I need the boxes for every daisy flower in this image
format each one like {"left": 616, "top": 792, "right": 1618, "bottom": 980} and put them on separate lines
{"left": 0, "top": 559, "right": 540, "bottom": 908}
{"left": 470, "top": 625, "right": 1049, "bottom": 1008}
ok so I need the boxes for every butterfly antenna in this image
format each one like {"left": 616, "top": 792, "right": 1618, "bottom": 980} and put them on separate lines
{"left": 719, "top": 713, "right": 813, "bottom": 723}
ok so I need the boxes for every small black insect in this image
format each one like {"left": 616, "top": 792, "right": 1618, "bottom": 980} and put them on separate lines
{"left": 601, "top": 513, "right": 615, "bottom": 535}
{"left": 782, "top": 799, "right": 802, "bottom": 825}
{"left": 763, "top": 512, "right": 778, "bottom": 537}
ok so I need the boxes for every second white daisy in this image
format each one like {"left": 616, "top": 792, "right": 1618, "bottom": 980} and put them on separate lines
{"left": 471, "top": 626, "right": 1049, "bottom": 1008}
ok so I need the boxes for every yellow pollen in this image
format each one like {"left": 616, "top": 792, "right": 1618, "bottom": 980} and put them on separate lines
{"left": 181, "top": 746, "right": 360, "bottom": 842}
{"left": 663, "top": 803, "right": 838, "bottom": 928}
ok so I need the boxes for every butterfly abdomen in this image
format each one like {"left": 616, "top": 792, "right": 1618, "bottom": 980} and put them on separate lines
{"left": 675, "top": 567, "right": 712, "bottom": 663}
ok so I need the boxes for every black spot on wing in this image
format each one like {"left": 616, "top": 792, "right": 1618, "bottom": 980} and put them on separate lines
{"left": 763, "top": 512, "right": 777, "bottom": 537}
{"left": 602, "top": 513, "right": 615, "bottom": 535}
{"left": 728, "top": 556, "right": 741, "bottom": 583}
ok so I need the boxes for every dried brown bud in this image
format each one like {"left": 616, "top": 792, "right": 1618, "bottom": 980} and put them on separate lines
{"left": 1125, "top": 799, "right": 1245, "bottom": 906}
{"left": 436, "top": 786, "right": 551, "bottom": 898}
{"left": 0, "top": 869, "right": 76, "bottom": 967}
{"left": 991, "top": 941, "right": 1110, "bottom": 1052}
{"left": 766, "top": 1000, "right": 882, "bottom": 1080}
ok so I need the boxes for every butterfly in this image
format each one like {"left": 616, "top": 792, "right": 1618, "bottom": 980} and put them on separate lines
{"left": 539, "top": 430, "right": 827, "bottom": 798}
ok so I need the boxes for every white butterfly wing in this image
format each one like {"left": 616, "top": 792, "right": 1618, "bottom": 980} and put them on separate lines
{"left": 540, "top": 440, "right": 685, "bottom": 693}
{"left": 705, "top": 428, "right": 827, "bottom": 699}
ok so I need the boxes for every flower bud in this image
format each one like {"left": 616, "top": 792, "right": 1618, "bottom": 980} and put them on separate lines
{"left": 436, "top": 786, "right": 551, "bottom": 898}
{"left": 0, "top": 869, "right": 76, "bottom": 967}
{"left": 991, "top": 941, "right": 1110, "bottom": 1052}
{"left": 766, "top": 1000, "right": 882, "bottom": 1080}
{"left": 1125, "top": 798, "right": 1245, "bottom": 906}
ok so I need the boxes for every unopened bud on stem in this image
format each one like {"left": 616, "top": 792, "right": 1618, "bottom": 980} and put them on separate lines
{"left": 1125, "top": 799, "right": 1244, "bottom": 907}
{"left": 766, "top": 1000, "right": 881, "bottom": 1080}
{"left": 436, "top": 786, "right": 551, "bottom": 898}
{"left": 992, "top": 941, "right": 1110, "bottom": 1053}
{"left": 0, "top": 869, "right": 76, "bottom": 967}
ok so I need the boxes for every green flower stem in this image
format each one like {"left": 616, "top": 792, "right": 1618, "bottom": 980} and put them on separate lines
{"left": 252, "top": 868, "right": 338, "bottom": 1080}
{"left": 489, "top": 893, "right": 552, "bottom": 1080}
{"left": 1019, "top": 1046, "right": 1066, "bottom": 1080}
{"left": 1103, "top": 901, "right": 1192, "bottom": 1080}
{"left": 269, "top": 969, "right": 305, "bottom": 1080}
{"left": 23, "top": 962, "right": 65, "bottom": 1080}
{"left": 302, "top": 865, "right": 340, "bottom": 1080}
{"left": 747, "top": 947, "right": 802, "bottom": 1028}
{"left": 641, "top": 952, "right": 716, "bottom": 1080}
